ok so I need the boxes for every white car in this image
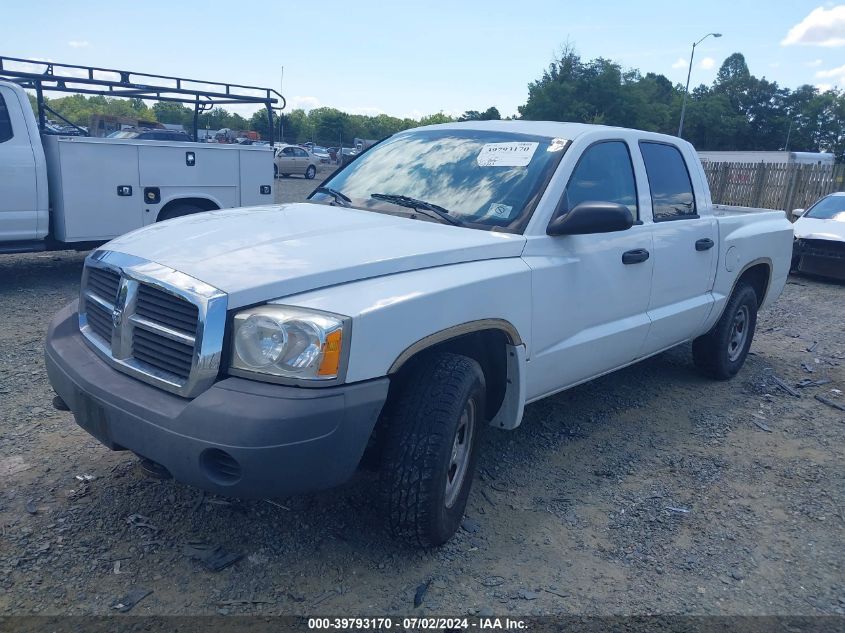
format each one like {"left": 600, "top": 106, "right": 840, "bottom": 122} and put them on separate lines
{"left": 791, "top": 192, "right": 845, "bottom": 280}
{"left": 45, "top": 121, "right": 793, "bottom": 546}
{"left": 273, "top": 144, "right": 318, "bottom": 179}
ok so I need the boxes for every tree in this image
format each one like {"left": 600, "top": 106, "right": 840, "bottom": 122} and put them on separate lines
{"left": 458, "top": 107, "right": 501, "bottom": 121}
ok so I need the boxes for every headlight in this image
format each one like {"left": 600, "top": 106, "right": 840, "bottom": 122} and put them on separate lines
{"left": 230, "top": 305, "right": 348, "bottom": 382}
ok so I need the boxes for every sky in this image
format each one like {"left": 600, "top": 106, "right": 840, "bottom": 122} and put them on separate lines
{"left": 2, "top": 1, "right": 844, "bottom": 120}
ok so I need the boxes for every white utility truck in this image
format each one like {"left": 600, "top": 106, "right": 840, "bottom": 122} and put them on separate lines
{"left": 45, "top": 121, "right": 793, "bottom": 546}
{"left": 0, "top": 57, "right": 281, "bottom": 254}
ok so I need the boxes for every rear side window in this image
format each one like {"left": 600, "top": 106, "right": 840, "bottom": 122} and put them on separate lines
{"left": 0, "top": 93, "right": 13, "bottom": 143}
{"left": 294, "top": 148, "right": 309, "bottom": 158}
{"left": 559, "top": 141, "right": 639, "bottom": 220}
{"left": 639, "top": 142, "right": 697, "bottom": 221}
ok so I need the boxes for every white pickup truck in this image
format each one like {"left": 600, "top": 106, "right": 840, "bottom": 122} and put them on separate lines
{"left": 45, "top": 121, "right": 793, "bottom": 546}
{"left": 0, "top": 80, "right": 274, "bottom": 254}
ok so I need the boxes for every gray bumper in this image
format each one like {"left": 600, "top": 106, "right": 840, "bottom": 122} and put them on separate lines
{"left": 45, "top": 301, "right": 389, "bottom": 498}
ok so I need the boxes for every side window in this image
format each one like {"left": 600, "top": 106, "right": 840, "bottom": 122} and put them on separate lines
{"left": 295, "top": 148, "right": 309, "bottom": 158}
{"left": 639, "top": 142, "right": 697, "bottom": 221}
{"left": 560, "top": 141, "right": 638, "bottom": 220}
{"left": 0, "top": 93, "right": 14, "bottom": 143}
{"left": 282, "top": 147, "right": 295, "bottom": 157}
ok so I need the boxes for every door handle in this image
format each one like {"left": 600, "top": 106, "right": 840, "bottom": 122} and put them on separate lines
{"left": 695, "top": 238, "right": 715, "bottom": 251}
{"left": 622, "top": 248, "right": 650, "bottom": 265}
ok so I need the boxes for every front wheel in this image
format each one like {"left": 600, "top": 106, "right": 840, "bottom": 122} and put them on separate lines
{"left": 379, "top": 352, "right": 485, "bottom": 547}
{"left": 693, "top": 282, "right": 758, "bottom": 380}
{"left": 304, "top": 165, "right": 317, "bottom": 179}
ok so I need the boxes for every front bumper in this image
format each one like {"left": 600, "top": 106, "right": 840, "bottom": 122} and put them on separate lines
{"left": 794, "top": 238, "right": 845, "bottom": 280}
{"left": 45, "top": 301, "right": 389, "bottom": 498}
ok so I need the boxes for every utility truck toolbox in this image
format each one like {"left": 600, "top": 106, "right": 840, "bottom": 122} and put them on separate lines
{"left": 46, "top": 121, "right": 794, "bottom": 547}
{"left": 0, "top": 56, "right": 281, "bottom": 254}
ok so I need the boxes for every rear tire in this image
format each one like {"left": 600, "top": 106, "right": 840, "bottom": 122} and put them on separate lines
{"left": 305, "top": 165, "right": 317, "bottom": 179}
{"left": 379, "top": 352, "right": 485, "bottom": 547}
{"left": 693, "top": 282, "right": 758, "bottom": 380}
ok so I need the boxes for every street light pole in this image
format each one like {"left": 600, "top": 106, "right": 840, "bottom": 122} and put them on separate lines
{"left": 678, "top": 32, "right": 722, "bottom": 138}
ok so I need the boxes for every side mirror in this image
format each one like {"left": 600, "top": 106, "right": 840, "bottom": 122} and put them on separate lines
{"left": 547, "top": 201, "right": 634, "bottom": 236}
{"left": 791, "top": 208, "right": 806, "bottom": 219}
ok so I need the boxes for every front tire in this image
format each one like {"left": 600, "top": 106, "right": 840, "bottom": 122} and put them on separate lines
{"left": 379, "top": 353, "right": 485, "bottom": 547}
{"left": 693, "top": 282, "right": 758, "bottom": 380}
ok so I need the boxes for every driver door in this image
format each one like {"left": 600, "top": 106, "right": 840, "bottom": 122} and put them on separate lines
{"left": 523, "top": 140, "right": 654, "bottom": 401}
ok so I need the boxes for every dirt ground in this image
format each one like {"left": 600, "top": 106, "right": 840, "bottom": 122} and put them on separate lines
{"left": 0, "top": 184, "right": 843, "bottom": 616}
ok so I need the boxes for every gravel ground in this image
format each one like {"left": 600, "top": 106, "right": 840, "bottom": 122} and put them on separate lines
{"left": 0, "top": 186, "right": 843, "bottom": 616}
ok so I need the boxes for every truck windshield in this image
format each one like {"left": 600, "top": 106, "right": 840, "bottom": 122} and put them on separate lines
{"left": 805, "top": 195, "right": 845, "bottom": 221}
{"left": 309, "top": 129, "right": 568, "bottom": 232}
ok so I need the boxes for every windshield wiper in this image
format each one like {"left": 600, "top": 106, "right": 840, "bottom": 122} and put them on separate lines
{"left": 312, "top": 186, "right": 351, "bottom": 207}
{"left": 371, "top": 193, "right": 463, "bottom": 226}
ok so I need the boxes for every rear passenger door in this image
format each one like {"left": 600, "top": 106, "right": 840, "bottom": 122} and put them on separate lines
{"left": 293, "top": 147, "right": 310, "bottom": 173}
{"left": 639, "top": 141, "right": 717, "bottom": 355}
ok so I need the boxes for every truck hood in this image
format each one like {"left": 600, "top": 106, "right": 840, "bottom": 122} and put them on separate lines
{"left": 106, "top": 203, "right": 526, "bottom": 308}
{"left": 793, "top": 216, "right": 845, "bottom": 242}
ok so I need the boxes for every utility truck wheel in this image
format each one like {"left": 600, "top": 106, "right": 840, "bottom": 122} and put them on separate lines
{"left": 693, "top": 282, "right": 758, "bottom": 380}
{"left": 379, "top": 352, "right": 485, "bottom": 547}
{"left": 305, "top": 165, "right": 317, "bottom": 179}
{"left": 157, "top": 204, "right": 205, "bottom": 222}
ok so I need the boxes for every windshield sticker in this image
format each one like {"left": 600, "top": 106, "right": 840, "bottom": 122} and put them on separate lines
{"left": 479, "top": 203, "right": 514, "bottom": 221}
{"left": 477, "top": 142, "right": 539, "bottom": 167}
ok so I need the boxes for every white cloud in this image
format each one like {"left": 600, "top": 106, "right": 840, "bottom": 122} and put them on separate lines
{"left": 671, "top": 57, "right": 687, "bottom": 69}
{"left": 288, "top": 95, "right": 321, "bottom": 111}
{"left": 782, "top": 5, "right": 845, "bottom": 47}
{"left": 816, "top": 83, "right": 833, "bottom": 91}
{"left": 699, "top": 57, "right": 716, "bottom": 70}
{"left": 805, "top": 58, "right": 824, "bottom": 67}
{"left": 815, "top": 64, "right": 845, "bottom": 84}
{"left": 68, "top": 40, "right": 89, "bottom": 48}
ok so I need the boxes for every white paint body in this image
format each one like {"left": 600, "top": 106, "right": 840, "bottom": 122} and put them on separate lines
{"left": 0, "top": 81, "right": 273, "bottom": 248}
{"left": 95, "top": 121, "right": 794, "bottom": 426}
{"left": 793, "top": 193, "right": 845, "bottom": 243}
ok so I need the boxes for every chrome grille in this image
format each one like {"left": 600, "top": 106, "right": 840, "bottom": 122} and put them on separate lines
{"left": 84, "top": 298, "right": 113, "bottom": 343}
{"left": 136, "top": 284, "right": 199, "bottom": 335}
{"left": 86, "top": 267, "right": 120, "bottom": 303}
{"left": 78, "top": 250, "right": 227, "bottom": 398}
{"left": 133, "top": 327, "right": 195, "bottom": 378}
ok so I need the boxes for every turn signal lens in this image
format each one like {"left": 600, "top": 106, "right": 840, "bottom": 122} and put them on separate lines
{"left": 318, "top": 329, "right": 343, "bottom": 376}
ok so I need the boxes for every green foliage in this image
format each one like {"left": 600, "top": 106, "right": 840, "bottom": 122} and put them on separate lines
{"left": 458, "top": 107, "right": 501, "bottom": 121}
{"left": 519, "top": 45, "right": 845, "bottom": 160}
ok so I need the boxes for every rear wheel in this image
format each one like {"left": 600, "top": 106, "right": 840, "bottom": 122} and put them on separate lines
{"left": 305, "top": 165, "right": 317, "bottom": 179}
{"left": 157, "top": 203, "right": 206, "bottom": 222}
{"left": 693, "top": 282, "right": 758, "bottom": 380}
{"left": 379, "top": 352, "right": 485, "bottom": 547}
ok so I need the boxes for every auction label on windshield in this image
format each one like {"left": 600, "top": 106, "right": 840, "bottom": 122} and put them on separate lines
{"left": 477, "top": 142, "right": 538, "bottom": 167}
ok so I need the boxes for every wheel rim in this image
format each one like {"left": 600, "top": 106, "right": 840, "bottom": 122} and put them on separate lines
{"left": 728, "top": 304, "right": 750, "bottom": 362}
{"left": 306, "top": 166, "right": 315, "bottom": 179}
{"left": 444, "top": 398, "right": 476, "bottom": 509}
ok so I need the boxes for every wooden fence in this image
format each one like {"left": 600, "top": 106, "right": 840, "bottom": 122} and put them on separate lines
{"left": 702, "top": 162, "right": 845, "bottom": 212}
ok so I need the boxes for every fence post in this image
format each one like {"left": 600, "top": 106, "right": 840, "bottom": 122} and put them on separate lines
{"left": 751, "top": 163, "right": 767, "bottom": 207}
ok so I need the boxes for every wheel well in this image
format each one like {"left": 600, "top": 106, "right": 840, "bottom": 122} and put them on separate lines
{"left": 737, "top": 262, "right": 770, "bottom": 306}
{"left": 156, "top": 197, "right": 219, "bottom": 222}
{"left": 388, "top": 329, "right": 510, "bottom": 422}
